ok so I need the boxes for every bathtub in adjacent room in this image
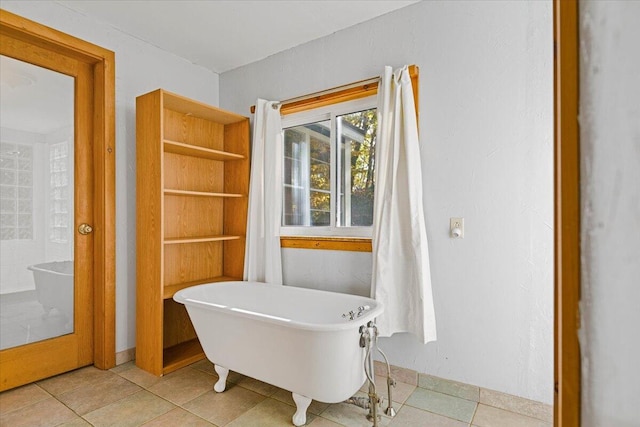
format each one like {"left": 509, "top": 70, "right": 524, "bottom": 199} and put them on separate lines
{"left": 28, "top": 260, "right": 74, "bottom": 325}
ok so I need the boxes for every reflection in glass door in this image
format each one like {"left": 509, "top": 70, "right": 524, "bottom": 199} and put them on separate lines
{"left": 0, "top": 55, "right": 74, "bottom": 350}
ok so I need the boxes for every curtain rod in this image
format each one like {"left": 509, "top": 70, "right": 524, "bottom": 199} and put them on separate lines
{"left": 249, "top": 76, "right": 381, "bottom": 114}
{"left": 249, "top": 65, "right": 418, "bottom": 115}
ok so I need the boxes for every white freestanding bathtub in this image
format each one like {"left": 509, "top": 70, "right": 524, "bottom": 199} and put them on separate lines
{"left": 28, "top": 261, "right": 74, "bottom": 323}
{"left": 174, "top": 281, "right": 383, "bottom": 426}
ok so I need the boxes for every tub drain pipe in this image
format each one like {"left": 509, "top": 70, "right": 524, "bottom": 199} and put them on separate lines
{"left": 345, "top": 321, "right": 396, "bottom": 426}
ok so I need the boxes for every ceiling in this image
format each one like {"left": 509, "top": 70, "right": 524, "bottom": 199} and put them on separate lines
{"left": 0, "top": 56, "right": 74, "bottom": 134}
{"left": 0, "top": 1, "right": 419, "bottom": 134}
{"left": 58, "top": 0, "right": 420, "bottom": 74}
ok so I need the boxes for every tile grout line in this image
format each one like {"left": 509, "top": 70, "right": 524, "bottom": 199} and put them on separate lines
{"left": 477, "top": 387, "right": 553, "bottom": 423}
{"left": 119, "top": 365, "right": 266, "bottom": 426}
{"left": 75, "top": 373, "right": 147, "bottom": 424}
{"left": 113, "top": 366, "right": 214, "bottom": 426}
{"left": 0, "top": 383, "right": 51, "bottom": 418}
{"left": 35, "top": 380, "right": 87, "bottom": 421}
{"left": 469, "top": 400, "right": 479, "bottom": 426}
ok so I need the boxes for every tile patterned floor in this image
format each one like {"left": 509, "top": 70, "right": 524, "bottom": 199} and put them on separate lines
{"left": 0, "top": 359, "right": 553, "bottom": 426}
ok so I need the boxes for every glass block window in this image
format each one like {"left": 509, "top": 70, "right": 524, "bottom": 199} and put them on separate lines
{"left": 49, "top": 142, "right": 70, "bottom": 243}
{"left": 0, "top": 142, "right": 33, "bottom": 240}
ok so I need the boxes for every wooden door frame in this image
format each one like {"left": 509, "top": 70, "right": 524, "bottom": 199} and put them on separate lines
{"left": 0, "top": 9, "right": 116, "bottom": 370}
{"left": 553, "top": 0, "right": 581, "bottom": 426}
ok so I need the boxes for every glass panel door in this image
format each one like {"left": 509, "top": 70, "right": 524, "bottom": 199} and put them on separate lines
{"left": 0, "top": 55, "right": 75, "bottom": 350}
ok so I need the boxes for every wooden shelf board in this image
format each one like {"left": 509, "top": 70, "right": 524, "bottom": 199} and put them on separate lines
{"left": 164, "top": 235, "right": 241, "bottom": 245}
{"left": 161, "top": 90, "right": 248, "bottom": 125}
{"left": 162, "top": 338, "right": 205, "bottom": 375}
{"left": 164, "top": 189, "right": 244, "bottom": 198}
{"left": 163, "top": 276, "right": 241, "bottom": 299}
{"left": 164, "top": 140, "right": 244, "bottom": 161}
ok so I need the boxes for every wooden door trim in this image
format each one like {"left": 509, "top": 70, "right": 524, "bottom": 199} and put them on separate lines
{"left": 0, "top": 9, "right": 116, "bottom": 370}
{"left": 553, "top": 1, "right": 581, "bottom": 425}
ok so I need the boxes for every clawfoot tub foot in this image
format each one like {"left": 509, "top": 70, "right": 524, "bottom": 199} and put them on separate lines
{"left": 213, "top": 365, "right": 229, "bottom": 392}
{"left": 292, "top": 393, "right": 312, "bottom": 426}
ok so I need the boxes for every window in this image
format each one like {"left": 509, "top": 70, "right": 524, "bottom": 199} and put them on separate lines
{"left": 49, "top": 142, "right": 70, "bottom": 243}
{"left": 281, "top": 96, "right": 377, "bottom": 237}
{"left": 0, "top": 142, "right": 33, "bottom": 240}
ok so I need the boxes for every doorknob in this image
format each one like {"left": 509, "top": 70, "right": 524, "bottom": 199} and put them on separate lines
{"left": 78, "top": 223, "right": 93, "bottom": 235}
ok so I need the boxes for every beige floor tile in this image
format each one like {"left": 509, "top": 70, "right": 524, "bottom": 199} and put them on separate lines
{"left": 118, "top": 365, "right": 163, "bottom": 389}
{"left": 233, "top": 375, "right": 279, "bottom": 396}
{"left": 373, "top": 363, "right": 418, "bottom": 386}
{"left": 226, "top": 370, "right": 247, "bottom": 384}
{"left": 270, "top": 388, "right": 330, "bottom": 415}
{"left": 142, "top": 407, "right": 215, "bottom": 426}
{"left": 147, "top": 367, "right": 215, "bottom": 405}
{"left": 59, "top": 416, "right": 93, "bottom": 426}
{"left": 220, "top": 367, "right": 287, "bottom": 397}
{"left": 37, "top": 366, "right": 114, "bottom": 396}
{"left": 0, "top": 383, "right": 50, "bottom": 415}
{"left": 374, "top": 361, "right": 388, "bottom": 378}
{"left": 405, "top": 387, "right": 477, "bottom": 423}
{"left": 227, "top": 397, "right": 316, "bottom": 427}
{"left": 307, "top": 417, "right": 344, "bottom": 427}
{"left": 182, "top": 386, "right": 265, "bottom": 426}
{"left": 419, "top": 374, "right": 480, "bottom": 402}
{"left": 83, "top": 390, "right": 175, "bottom": 427}
{"left": 109, "top": 361, "right": 136, "bottom": 374}
{"left": 480, "top": 388, "right": 553, "bottom": 423}
{"left": 0, "top": 397, "right": 77, "bottom": 427}
{"left": 390, "top": 366, "right": 418, "bottom": 386}
{"left": 389, "top": 405, "right": 468, "bottom": 427}
{"left": 56, "top": 373, "right": 141, "bottom": 415}
{"left": 472, "top": 404, "right": 551, "bottom": 427}
{"left": 189, "top": 359, "right": 217, "bottom": 376}
{"left": 360, "top": 376, "right": 416, "bottom": 405}
{"left": 321, "top": 401, "right": 391, "bottom": 427}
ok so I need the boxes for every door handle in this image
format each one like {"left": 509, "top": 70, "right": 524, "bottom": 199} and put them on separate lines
{"left": 78, "top": 223, "right": 93, "bottom": 235}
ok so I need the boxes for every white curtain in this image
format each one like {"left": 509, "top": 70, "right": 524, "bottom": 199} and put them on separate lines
{"left": 244, "top": 99, "right": 283, "bottom": 284}
{"left": 371, "top": 66, "right": 437, "bottom": 344}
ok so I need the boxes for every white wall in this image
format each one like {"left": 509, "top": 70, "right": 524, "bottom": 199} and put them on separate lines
{"left": 580, "top": 2, "right": 640, "bottom": 425}
{"left": 1, "top": 1, "right": 220, "bottom": 352}
{"left": 221, "top": 1, "right": 554, "bottom": 404}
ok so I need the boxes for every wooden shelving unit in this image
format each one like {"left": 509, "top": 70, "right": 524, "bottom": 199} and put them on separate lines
{"left": 164, "top": 140, "right": 245, "bottom": 161}
{"left": 163, "top": 235, "right": 241, "bottom": 245}
{"left": 136, "top": 89, "right": 250, "bottom": 376}
{"left": 163, "top": 189, "right": 243, "bottom": 198}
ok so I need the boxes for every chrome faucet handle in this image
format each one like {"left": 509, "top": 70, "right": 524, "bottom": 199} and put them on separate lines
{"left": 356, "top": 305, "right": 371, "bottom": 317}
{"left": 342, "top": 310, "right": 356, "bottom": 320}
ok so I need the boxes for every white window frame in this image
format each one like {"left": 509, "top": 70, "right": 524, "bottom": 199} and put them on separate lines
{"left": 280, "top": 95, "right": 377, "bottom": 238}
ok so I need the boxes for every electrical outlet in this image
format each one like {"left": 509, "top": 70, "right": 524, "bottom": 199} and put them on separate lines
{"left": 450, "top": 217, "right": 464, "bottom": 238}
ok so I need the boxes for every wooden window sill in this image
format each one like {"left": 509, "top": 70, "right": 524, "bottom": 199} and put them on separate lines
{"left": 280, "top": 236, "right": 372, "bottom": 252}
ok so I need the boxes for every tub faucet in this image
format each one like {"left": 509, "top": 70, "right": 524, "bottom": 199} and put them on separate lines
{"left": 346, "top": 321, "right": 396, "bottom": 426}
{"left": 342, "top": 305, "right": 371, "bottom": 321}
